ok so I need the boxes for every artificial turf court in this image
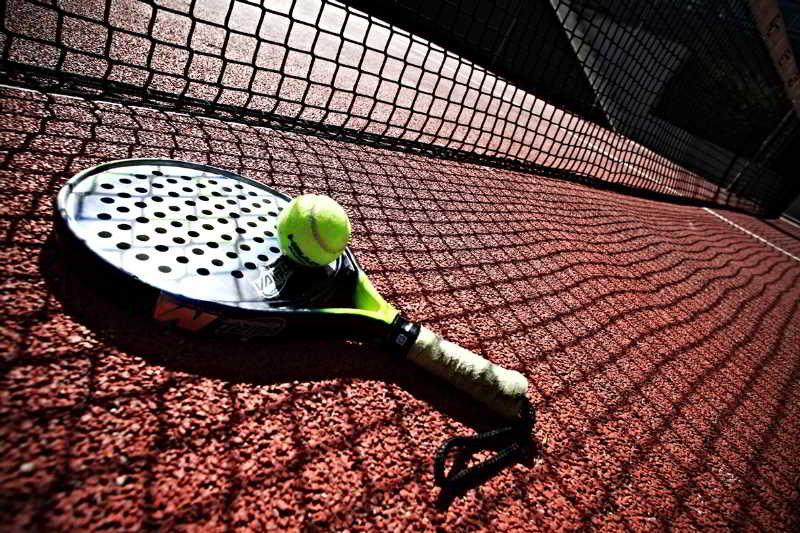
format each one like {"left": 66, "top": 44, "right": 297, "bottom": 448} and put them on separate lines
{"left": 1, "top": 85, "right": 799, "bottom": 530}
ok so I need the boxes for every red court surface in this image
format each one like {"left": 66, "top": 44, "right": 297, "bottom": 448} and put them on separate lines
{"left": 1, "top": 86, "right": 800, "bottom": 530}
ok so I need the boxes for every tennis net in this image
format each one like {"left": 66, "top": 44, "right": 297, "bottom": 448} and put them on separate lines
{"left": 2, "top": 0, "right": 797, "bottom": 215}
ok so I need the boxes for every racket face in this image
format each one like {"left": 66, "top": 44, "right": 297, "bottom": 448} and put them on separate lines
{"left": 56, "top": 159, "right": 359, "bottom": 315}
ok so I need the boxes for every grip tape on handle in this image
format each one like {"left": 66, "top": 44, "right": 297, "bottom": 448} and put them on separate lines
{"left": 406, "top": 326, "right": 528, "bottom": 419}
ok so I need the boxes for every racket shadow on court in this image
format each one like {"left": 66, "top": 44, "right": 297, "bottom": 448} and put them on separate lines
{"left": 39, "top": 231, "right": 537, "bottom": 503}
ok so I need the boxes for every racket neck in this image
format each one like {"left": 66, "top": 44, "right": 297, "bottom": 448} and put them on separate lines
{"left": 384, "top": 315, "right": 421, "bottom": 355}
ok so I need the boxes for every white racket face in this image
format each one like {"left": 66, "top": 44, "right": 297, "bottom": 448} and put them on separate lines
{"left": 56, "top": 159, "right": 357, "bottom": 312}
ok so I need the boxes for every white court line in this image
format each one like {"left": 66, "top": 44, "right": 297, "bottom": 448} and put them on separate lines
{"left": 703, "top": 208, "right": 800, "bottom": 263}
{"left": 0, "top": 82, "right": 45, "bottom": 93}
{"left": 568, "top": 128, "right": 795, "bottom": 259}
{"left": 780, "top": 216, "right": 800, "bottom": 230}
{"left": 576, "top": 130, "right": 798, "bottom": 264}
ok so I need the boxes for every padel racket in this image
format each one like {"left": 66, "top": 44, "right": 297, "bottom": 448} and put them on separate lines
{"left": 55, "top": 159, "right": 529, "bottom": 419}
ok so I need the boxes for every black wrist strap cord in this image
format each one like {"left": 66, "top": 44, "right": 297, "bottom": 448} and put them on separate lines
{"left": 434, "top": 398, "right": 534, "bottom": 495}
{"left": 384, "top": 318, "right": 535, "bottom": 496}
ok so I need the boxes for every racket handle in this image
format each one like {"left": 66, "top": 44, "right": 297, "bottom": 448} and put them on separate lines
{"left": 406, "top": 326, "right": 528, "bottom": 419}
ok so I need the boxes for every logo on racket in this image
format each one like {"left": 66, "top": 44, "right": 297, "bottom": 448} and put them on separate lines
{"left": 154, "top": 294, "right": 218, "bottom": 331}
{"left": 214, "top": 318, "right": 287, "bottom": 339}
{"left": 253, "top": 259, "right": 292, "bottom": 299}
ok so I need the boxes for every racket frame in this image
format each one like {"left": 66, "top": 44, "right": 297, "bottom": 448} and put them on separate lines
{"left": 54, "top": 159, "right": 414, "bottom": 348}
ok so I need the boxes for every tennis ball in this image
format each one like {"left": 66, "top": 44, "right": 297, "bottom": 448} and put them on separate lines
{"left": 276, "top": 194, "right": 351, "bottom": 267}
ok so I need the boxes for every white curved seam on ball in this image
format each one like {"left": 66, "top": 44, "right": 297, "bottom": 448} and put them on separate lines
{"left": 308, "top": 196, "right": 338, "bottom": 254}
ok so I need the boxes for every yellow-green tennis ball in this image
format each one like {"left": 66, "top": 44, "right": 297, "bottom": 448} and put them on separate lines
{"left": 276, "top": 194, "right": 351, "bottom": 267}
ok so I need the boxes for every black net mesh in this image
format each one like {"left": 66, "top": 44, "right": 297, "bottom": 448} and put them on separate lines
{"left": 1, "top": 0, "right": 797, "bottom": 215}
